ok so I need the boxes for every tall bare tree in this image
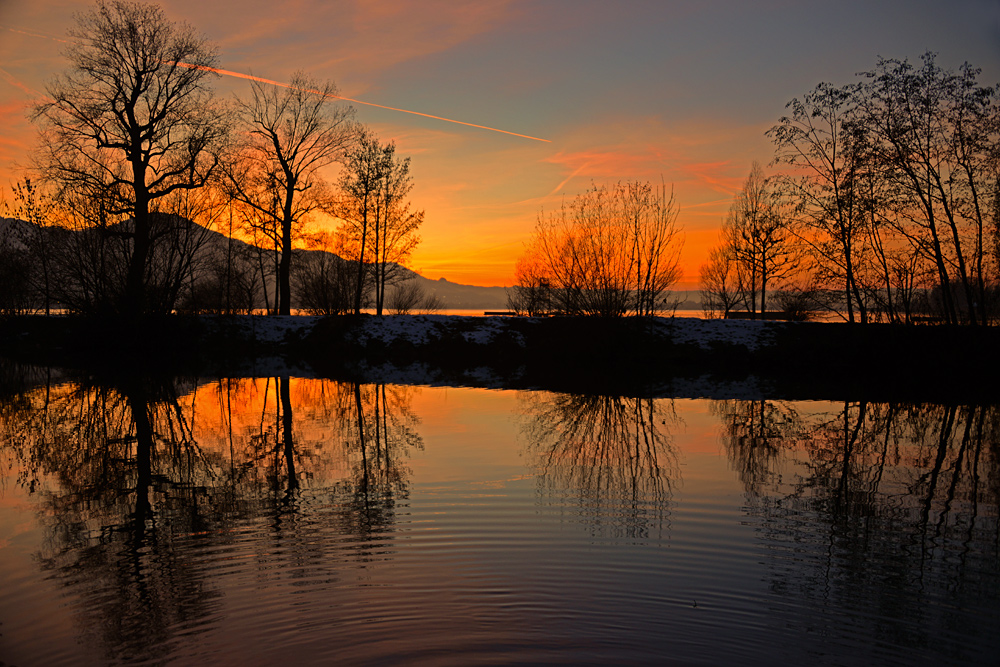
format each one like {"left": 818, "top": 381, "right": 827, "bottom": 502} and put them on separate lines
{"left": 336, "top": 129, "right": 385, "bottom": 314}
{"left": 337, "top": 132, "right": 423, "bottom": 315}
{"left": 766, "top": 53, "right": 1000, "bottom": 325}
{"left": 229, "top": 72, "right": 357, "bottom": 315}
{"left": 858, "top": 54, "right": 999, "bottom": 325}
{"left": 32, "top": 0, "right": 228, "bottom": 317}
{"left": 722, "top": 162, "right": 798, "bottom": 318}
{"left": 768, "top": 83, "right": 871, "bottom": 323}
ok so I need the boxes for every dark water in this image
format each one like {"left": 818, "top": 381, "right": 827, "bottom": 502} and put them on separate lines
{"left": 0, "top": 374, "right": 997, "bottom": 665}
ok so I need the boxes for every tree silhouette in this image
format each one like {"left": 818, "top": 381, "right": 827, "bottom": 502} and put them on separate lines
{"left": 767, "top": 53, "right": 1000, "bottom": 325}
{"left": 228, "top": 72, "right": 358, "bottom": 315}
{"left": 336, "top": 130, "right": 423, "bottom": 315}
{"left": 514, "top": 181, "right": 683, "bottom": 317}
{"left": 32, "top": 0, "right": 228, "bottom": 317}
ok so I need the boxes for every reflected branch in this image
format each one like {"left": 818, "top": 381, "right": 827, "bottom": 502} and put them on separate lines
{"left": 716, "top": 398, "right": 1000, "bottom": 660}
{"left": 0, "top": 373, "right": 423, "bottom": 660}
{"left": 520, "top": 392, "right": 680, "bottom": 540}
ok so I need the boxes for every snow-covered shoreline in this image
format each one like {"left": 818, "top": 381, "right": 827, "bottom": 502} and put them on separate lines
{"left": 4, "top": 312, "right": 998, "bottom": 402}
{"left": 200, "top": 313, "right": 789, "bottom": 352}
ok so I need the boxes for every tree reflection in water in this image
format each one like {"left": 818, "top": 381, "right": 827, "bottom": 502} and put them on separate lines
{"left": 337, "top": 382, "right": 423, "bottom": 542}
{"left": 715, "top": 399, "right": 1000, "bottom": 663}
{"left": 519, "top": 393, "right": 680, "bottom": 540}
{"left": 0, "top": 373, "right": 421, "bottom": 663}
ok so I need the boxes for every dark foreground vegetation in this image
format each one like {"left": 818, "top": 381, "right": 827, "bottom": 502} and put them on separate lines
{"left": 2, "top": 314, "right": 999, "bottom": 403}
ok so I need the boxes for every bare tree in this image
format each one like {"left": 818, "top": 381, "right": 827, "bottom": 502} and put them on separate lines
{"left": 371, "top": 142, "right": 422, "bottom": 316}
{"left": 292, "top": 249, "right": 356, "bottom": 315}
{"left": 387, "top": 279, "right": 422, "bottom": 315}
{"left": 699, "top": 244, "right": 739, "bottom": 318}
{"left": 336, "top": 131, "right": 423, "bottom": 315}
{"left": 0, "top": 218, "right": 34, "bottom": 316}
{"left": 768, "top": 83, "right": 872, "bottom": 323}
{"left": 515, "top": 180, "right": 683, "bottom": 317}
{"left": 373, "top": 203, "right": 422, "bottom": 315}
{"left": 181, "top": 243, "right": 262, "bottom": 314}
{"left": 507, "top": 250, "right": 553, "bottom": 316}
{"left": 629, "top": 181, "right": 684, "bottom": 316}
{"left": 385, "top": 279, "right": 443, "bottom": 315}
{"left": 858, "top": 54, "right": 999, "bottom": 325}
{"left": 336, "top": 129, "right": 384, "bottom": 314}
{"left": 4, "top": 178, "right": 58, "bottom": 314}
{"left": 227, "top": 176, "right": 281, "bottom": 315}
{"left": 722, "top": 162, "right": 798, "bottom": 318}
{"left": 32, "top": 0, "right": 228, "bottom": 317}
{"left": 767, "top": 54, "right": 1000, "bottom": 326}
{"left": 46, "top": 177, "right": 123, "bottom": 314}
{"left": 229, "top": 71, "right": 358, "bottom": 315}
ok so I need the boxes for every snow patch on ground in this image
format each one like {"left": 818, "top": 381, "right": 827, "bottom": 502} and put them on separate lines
{"left": 347, "top": 314, "right": 778, "bottom": 351}
{"left": 200, "top": 315, "right": 322, "bottom": 344}
{"left": 661, "top": 316, "right": 780, "bottom": 351}
{"left": 199, "top": 313, "right": 783, "bottom": 352}
{"left": 351, "top": 315, "right": 525, "bottom": 348}
{"left": 353, "top": 315, "right": 451, "bottom": 346}
{"left": 461, "top": 317, "right": 520, "bottom": 345}
{"left": 247, "top": 315, "right": 321, "bottom": 343}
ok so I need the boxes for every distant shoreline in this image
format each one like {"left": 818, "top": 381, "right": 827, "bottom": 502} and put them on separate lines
{"left": 2, "top": 314, "right": 998, "bottom": 402}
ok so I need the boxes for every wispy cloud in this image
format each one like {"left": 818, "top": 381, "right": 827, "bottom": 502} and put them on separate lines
{"left": 215, "top": 1, "right": 518, "bottom": 80}
{"left": 0, "top": 67, "right": 43, "bottom": 98}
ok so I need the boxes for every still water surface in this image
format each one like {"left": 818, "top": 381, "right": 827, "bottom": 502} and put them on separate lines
{"left": 0, "top": 375, "right": 997, "bottom": 665}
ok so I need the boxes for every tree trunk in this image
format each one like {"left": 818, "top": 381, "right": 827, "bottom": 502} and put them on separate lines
{"left": 279, "top": 217, "right": 292, "bottom": 316}
{"left": 128, "top": 387, "right": 153, "bottom": 543}
{"left": 353, "top": 209, "right": 369, "bottom": 314}
{"left": 125, "top": 197, "right": 151, "bottom": 318}
{"left": 279, "top": 375, "right": 297, "bottom": 493}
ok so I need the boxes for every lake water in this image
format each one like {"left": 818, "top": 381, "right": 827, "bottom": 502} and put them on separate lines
{"left": 0, "top": 374, "right": 997, "bottom": 665}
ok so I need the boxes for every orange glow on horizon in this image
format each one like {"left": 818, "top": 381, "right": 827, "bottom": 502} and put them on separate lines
{"left": 409, "top": 213, "right": 721, "bottom": 289}
{"left": 2, "top": 22, "right": 730, "bottom": 292}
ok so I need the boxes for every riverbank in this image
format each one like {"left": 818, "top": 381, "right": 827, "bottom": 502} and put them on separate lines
{"left": 1, "top": 313, "right": 998, "bottom": 401}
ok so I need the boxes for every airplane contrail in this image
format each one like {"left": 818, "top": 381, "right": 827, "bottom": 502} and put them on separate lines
{"left": 189, "top": 65, "right": 551, "bottom": 143}
{"left": 1, "top": 24, "right": 550, "bottom": 143}
{"left": 0, "top": 24, "right": 70, "bottom": 43}
{"left": 547, "top": 161, "right": 592, "bottom": 196}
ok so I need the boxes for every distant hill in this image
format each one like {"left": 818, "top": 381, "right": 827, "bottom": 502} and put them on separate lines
{"left": 1, "top": 216, "right": 701, "bottom": 312}
{"left": 416, "top": 278, "right": 510, "bottom": 310}
{"left": 189, "top": 221, "right": 513, "bottom": 309}
{"left": 1, "top": 215, "right": 515, "bottom": 310}
{"left": 0, "top": 217, "right": 35, "bottom": 249}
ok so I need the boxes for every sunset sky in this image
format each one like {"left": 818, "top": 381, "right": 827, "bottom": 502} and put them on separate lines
{"left": 1, "top": 0, "right": 997, "bottom": 287}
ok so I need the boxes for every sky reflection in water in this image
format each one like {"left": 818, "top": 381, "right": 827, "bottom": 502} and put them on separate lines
{"left": 0, "top": 375, "right": 997, "bottom": 665}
